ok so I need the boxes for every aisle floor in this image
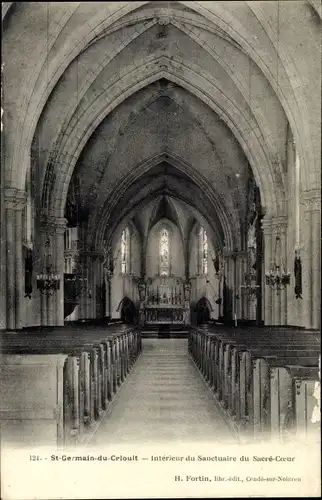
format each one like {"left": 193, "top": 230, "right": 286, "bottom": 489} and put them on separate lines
{"left": 89, "top": 338, "right": 236, "bottom": 446}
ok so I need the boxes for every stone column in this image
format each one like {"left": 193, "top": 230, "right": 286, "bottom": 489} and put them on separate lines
{"left": 271, "top": 216, "right": 288, "bottom": 326}
{"left": 84, "top": 254, "right": 91, "bottom": 319}
{"left": 233, "top": 251, "right": 246, "bottom": 322}
{"left": 14, "top": 192, "right": 27, "bottom": 329}
{"left": 237, "top": 251, "right": 248, "bottom": 320}
{"left": 54, "top": 218, "right": 67, "bottom": 326}
{"left": 232, "top": 254, "right": 238, "bottom": 323}
{"left": 5, "top": 190, "right": 16, "bottom": 329}
{"left": 234, "top": 253, "right": 241, "bottom": 320}
{"left": 88, "top": 254, "right": 99, "bottom": 319}
{"left": 223, "top": 252, "right": 235, "bottom": 323}
{"left": 262, "top": 216, "right": 273, "bottom": 325}
{"left": 301, "top": 190, "right": 321, "bottom": 329}
{"left": 311, "top": 206, "right": 321, "bottom": 329}
{"left": 105, "top": 276, "right": 111, "bottom": 318}
{"left": 39, "top": 216, "right": 56, "bottom": 326}
{"left": 78, "top": 253, "right": 88, "bottom": 319}
{"left": 4, "top": 188, "right": 26, "bottom": 330}
{"left": 0, "top": 179, "right": 6, "bottom": 329}
{"left": 279, "top": 218, "right": 288, "bottom": 325}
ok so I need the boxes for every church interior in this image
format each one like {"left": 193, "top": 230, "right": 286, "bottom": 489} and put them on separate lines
{"left": 1, "top": 1, "right": 321, "bottom": 459}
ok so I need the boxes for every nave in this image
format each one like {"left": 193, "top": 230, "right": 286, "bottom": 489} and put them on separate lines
{"left": 1, "top": 3, "right": 321, "bottom": 497}
{"left": 89, "top": 338, "right": 235, "bottom": 447}
{"left": 2, "top": 321, "right": 319, "bottom": 452}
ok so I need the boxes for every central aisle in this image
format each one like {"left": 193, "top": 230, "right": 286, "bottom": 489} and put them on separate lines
{"left": 89, "top": 338, "right": 236, "bottom": 446}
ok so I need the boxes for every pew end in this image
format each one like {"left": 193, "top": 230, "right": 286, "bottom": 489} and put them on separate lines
{"left": 0, "top": 354, "right": 67, "bottom": 450}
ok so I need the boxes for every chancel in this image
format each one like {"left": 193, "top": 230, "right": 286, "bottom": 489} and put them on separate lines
{"left": 0, "top": 1, "right": 321, "bottom": 475}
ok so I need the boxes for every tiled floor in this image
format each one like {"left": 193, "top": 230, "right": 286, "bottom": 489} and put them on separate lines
{"left": 89, "top": 338, "right": 236, "bottom": 446}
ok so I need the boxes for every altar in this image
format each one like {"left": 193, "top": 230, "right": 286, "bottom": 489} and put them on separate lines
{"left": 145, "top": 305, "right": 184, "bottom": 324}
{"left": 138, "top": 277, "right": 190, "bottom": 326}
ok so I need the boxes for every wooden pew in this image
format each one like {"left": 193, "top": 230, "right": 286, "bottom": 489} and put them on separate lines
{"left": 252, "top": 357, "right": 320, "bottom": 441}
{"left": 230, "top": 349, "right": 319, "bottom": 435}
{"left": 190, "top": 326, "right": 319, "bottom": 404}
{"left": 0, "top": 325, "right": 142, "bottom": 448}
{"left": 188, "top": 325, "right": 320, "bottom": 442}
{"left": 2, "top": 339, "right": 101, "bottom": 427}
{"left": 1, "top": 344, "right": 91, "bottom": 443}
{"left": 0, "top": 353, "right": 68, "bottom": 449}
{"left": 1, "top": 325, "right": 141, "bottom": 423}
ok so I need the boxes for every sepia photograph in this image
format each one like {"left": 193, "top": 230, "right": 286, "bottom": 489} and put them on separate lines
{"left": 0, "top": 1, "right": 321, "bottom": 499}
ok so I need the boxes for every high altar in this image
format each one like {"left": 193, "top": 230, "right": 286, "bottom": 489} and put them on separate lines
{"left": 138, "top": 277, "right": 191, "bottom": 325}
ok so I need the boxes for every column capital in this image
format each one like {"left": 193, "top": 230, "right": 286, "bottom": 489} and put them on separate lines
{"left": 4, "top": 187, "right": 27, "bottom": 210}
{"left": 300, "top": 190, "right": 321, "bottom": 212}
{"left": 272, "top": 215, "right": 288, "bottom": 234}
{"left": 79, "top": 250, "right": 103, "bottom": 261}
{"left": 54, "top": 218, "right": 68, "bottom": 234}
{"left": 40, "top": 215, "right": 67, "bottom": 233}
{"left": 261, "top": 216, "right": 273, "bottom": 234}
{"left": 232, "top": 250, "right": 248, "bottom": 259}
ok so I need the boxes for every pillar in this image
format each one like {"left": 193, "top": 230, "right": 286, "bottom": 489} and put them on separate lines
{"left": 5, "top": 190, "right": 16, "bottom": 329}
{"left": 234, "top": 251, "right": 248, "bottom": 321}
{"left": 0, "top": 177, "right": 6, "bottom": 330}
{"left": 279, "top": 218, "right": 288, "bottom": 325}
{"left": 311, "top": 207, "right": 321, "bottom": 329}
{"left": 301, "top": 190, "right": 321, "bottom": 329}
{"left": 4, "top": 188, "right": 26, "bottom": 330}
{"left": 262, "top": 216, "right": 273, "bottom": 325}
{"left": 39, "top": 215, "right": 67, "bottom": 326}
{"left": 40, "top": 217, "right": 54, "bottom": 326}
{"left": 14, "top": 191, "right": 26, "bottom": 329}
{"left": 79, "top": 253, "right": 89, "bottom": 319}
{"left": 236, "top": 251, "right": 248, "bottom": 320}
{"left": 235, "top": 253, "right": 242, "bottom": 320}
{"left": 271, "top": 216, "right": 288, "bottom": 326}
{"left": 91, "top": 255, "right": 98, "bottom": 318}
{"left": 54, "top": 218, "right": 67, "bottom": 326}
{"left": 104, "top": 270, "right": 111, "bottom": 319}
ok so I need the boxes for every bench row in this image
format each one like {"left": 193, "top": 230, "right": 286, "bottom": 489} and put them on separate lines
{"left": 188, "top": 325, "right": 320, "bottom": 442}
{"left": 0, "top": 326, "right": 142, "bottom": 449}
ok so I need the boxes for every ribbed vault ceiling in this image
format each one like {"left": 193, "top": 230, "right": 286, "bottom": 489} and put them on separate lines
{"left": 3, "top": 1, "right": 321, "bottom": 252}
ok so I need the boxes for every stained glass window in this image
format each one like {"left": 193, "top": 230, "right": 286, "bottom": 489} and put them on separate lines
{"left": 159, "top": 228, "right": 169, "bottom": 276}
{"left": 200, "top": 227, "right": 208, "bottom": 275}
{"left": 121, "top": 227, "right": 129, "bottom": 274}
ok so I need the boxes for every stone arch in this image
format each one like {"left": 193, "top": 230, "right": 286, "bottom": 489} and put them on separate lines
{"left": 179, "top": 0, "right": 318, "bottom": 189}
{"left": 195, "top": 296, "right": 213, "bottom": 325}
{"left": 41, "top": 16, "right": 282, "bottom": 205}
{"left": 116, "top": 296, "right": 137, "bottom": 325}
{"left": 4, "top": 1, "right": 318, "bottom": 199}
{"left": 46, "top": 58, "right": 279, "bottom": 220}
{"left": 93, "top": 152, "right": 235, "bottom": 253}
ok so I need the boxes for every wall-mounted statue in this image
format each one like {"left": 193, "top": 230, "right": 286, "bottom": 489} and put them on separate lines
{"left": 184, "top": 280, "right": 191, "bottom": 302}
{"left": 24, "top": 248, "right": 33, "bottom": 299}
{"left": 102, "top": 244, "right": 118, "bottom": 283}
{"left": 247, "top": 209, "right": 258, "bottom": 270}
{"left": 212, "top": 253, "right": 220, "bottom": 275}
{"left": 138, "top": 278, "right": 146, "bottom": 302}
{"left": 294, "top": 250, "right": 302, "bottom": 299}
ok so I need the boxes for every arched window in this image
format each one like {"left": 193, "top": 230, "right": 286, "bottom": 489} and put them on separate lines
{"left": 159, "top": 228, "right": 169, "bottom": 276}
{"left": 200, "top": 227, "right": 208, "bottom": 275}
{"left": 121, "top": 227, "right": 130, "bottom": 274}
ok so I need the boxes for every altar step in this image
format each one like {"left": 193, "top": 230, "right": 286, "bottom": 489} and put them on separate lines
{"left": 141, "top": 324, "right": 189, "bottom": 338}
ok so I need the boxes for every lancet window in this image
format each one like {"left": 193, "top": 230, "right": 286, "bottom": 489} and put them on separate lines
{"left": 121, "top": 227, "right": 130, "bottom": 274}
{"left": 159, "top": 228, "right": 170, "bottom": 276}
{"left": 200, "top": 227, "right": 208, "bottom": 275}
